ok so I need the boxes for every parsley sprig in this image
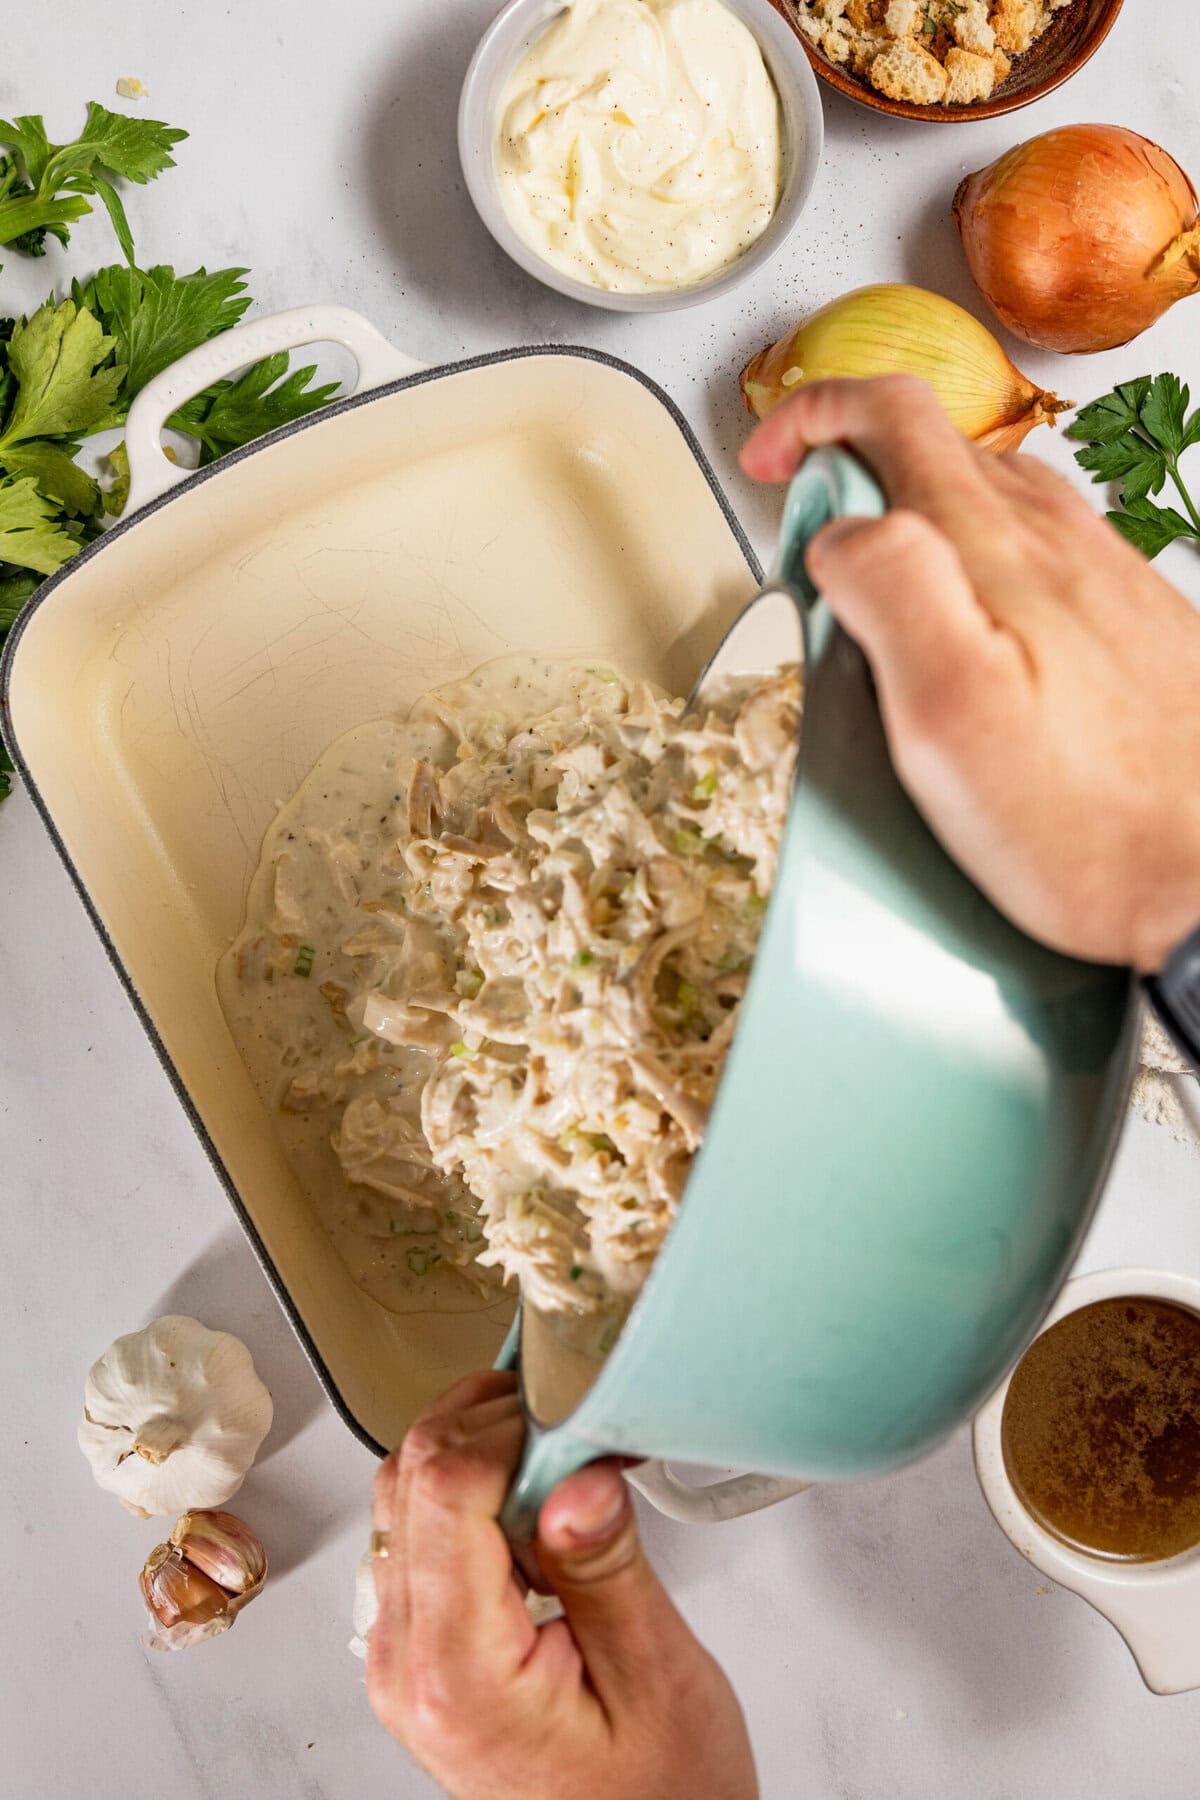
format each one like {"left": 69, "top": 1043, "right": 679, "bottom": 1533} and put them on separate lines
{"left": 1067, "top": 374, "right": 1200, "bottom": 560}
{"left": 0, "top": 103, "right": 344, "bottom": 803}
{"left": 0, "top": 103, "right": 185, "bottom": 263}
{"left": 0, "top": 274, "right": 338, "bottom": 582}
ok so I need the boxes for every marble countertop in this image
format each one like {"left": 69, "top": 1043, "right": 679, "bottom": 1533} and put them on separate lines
{"left": 2, "top": 5, "right": 1198, "bottom": 1796}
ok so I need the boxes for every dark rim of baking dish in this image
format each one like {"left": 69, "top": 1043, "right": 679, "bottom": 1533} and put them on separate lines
{"left": 0, "top": 343, "right": 764, "bottom": 1459}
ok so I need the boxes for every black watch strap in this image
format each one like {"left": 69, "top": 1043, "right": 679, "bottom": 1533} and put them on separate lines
{"left": 1144, "top": 922, "right": 1200, "bottom": 1070}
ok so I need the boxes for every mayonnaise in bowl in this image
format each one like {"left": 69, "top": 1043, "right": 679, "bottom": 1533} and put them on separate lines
{"left": 493, "top": 0, "right": 784, "bottom": 295}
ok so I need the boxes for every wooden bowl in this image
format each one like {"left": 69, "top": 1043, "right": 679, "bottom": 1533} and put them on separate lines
{"left": 773, "top": 0, "right": 1124, "bottom": 122}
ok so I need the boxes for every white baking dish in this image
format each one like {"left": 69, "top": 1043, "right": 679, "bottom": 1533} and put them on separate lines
{"left": 1, "top": 306, "right": 761, "bottom": 1454}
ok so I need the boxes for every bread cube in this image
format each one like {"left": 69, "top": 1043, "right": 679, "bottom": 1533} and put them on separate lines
{"left": 990, "top": 0, "right": 1044, "bottom": 54}
{"left": 868, "top": 39, "right": 950, "bottom": 103}
{"left": 884, "top": 0, "right": 920, "bottom": 35}
{"left": 953, "top": 0, "right": 996, "bottom": 54}
{"left": 943, "top": 46, "right": 997, "bottom": 102}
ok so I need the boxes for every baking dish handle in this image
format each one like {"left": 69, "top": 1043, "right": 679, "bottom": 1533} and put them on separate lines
{"left": 625, "top": 1461, "right": 812, "bottom": 1522}
{"left": 124, "top": 304, "right": 426, "bottom": 514}
{"left": 500, "top": 1446, "right": 811, "bottom": 1537}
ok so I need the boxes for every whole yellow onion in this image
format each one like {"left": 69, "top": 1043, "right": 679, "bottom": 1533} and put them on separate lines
{"left": 954, "top": 124, "right": 1200, "bottom": 354}
{"left": 739, "top": 283, "right": 1066, "bottom": 452}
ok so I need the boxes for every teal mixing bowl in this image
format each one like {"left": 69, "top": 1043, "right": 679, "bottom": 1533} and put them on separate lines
{"left": 499, "top": 447, "right": 1137, "bottom": 1537}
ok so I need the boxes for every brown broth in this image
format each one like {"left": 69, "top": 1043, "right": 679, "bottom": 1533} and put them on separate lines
{"left": 1001, "top": 1295, "right": 1200, "bottom": 1563}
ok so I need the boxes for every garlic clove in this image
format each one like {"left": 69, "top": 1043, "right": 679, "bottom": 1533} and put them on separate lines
{"left": 141, "top": 1542, "right": 232, "bottom": 1630}
{"left": 349, "top": 1550, "right": 379, "bottom": 1660}
{"left": 171, "top": 1509, "right": 267, "bottom": 1595}
{"left": 140, "top": 1511, "right": 266, "bottom": 1654}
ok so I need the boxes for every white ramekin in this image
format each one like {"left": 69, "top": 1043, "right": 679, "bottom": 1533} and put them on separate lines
{"left": 973, "top": 1265, "right": 1200, "bottom": 1696}
{"left": 457, "top": 0, "right": 824, "bottom": 313}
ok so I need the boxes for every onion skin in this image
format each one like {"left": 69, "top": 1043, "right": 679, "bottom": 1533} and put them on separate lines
{"left": 739, "top": 283, "right": 1066, "bottom": 452}
{"left": 954, "top": 124, "right": 1200, "bottom": 354}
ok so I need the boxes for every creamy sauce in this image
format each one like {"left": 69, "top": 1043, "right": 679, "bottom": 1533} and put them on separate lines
{"left": 219, "top": 654, "right": 799, "bottom": 1323}
{"left": 495, "top": 0, "right": 783, "bottom": 294}
{"left": 217, "top": 661, "right": 592, "bottom": 1315}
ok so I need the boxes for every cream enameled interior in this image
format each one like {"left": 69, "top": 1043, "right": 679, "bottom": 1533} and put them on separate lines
{"left": 7, "top": 352, "right": 758, "bottom": 1450}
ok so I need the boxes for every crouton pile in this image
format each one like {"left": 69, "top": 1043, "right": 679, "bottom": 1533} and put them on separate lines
{"left": 793, "top": 0, "right": 1072, "bottom": 107}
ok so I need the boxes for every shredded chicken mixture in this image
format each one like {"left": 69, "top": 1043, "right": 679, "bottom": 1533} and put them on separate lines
{"left": 219, "top": 656, "right": 799, "bottom": 1320}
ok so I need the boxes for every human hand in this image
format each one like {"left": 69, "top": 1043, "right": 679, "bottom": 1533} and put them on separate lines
{"left": 366, "top": 1371, "right": 757, "bottom": 1800}
{"left": 742, "top": 376, "right": 1200, "bottom": 972}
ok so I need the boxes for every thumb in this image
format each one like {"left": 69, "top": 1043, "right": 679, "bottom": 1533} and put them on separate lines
{"left": 535, "top": 1461, "right": 693, "bottom": 1702}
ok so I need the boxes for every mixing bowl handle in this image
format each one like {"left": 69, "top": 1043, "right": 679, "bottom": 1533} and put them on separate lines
{"left": 771, "top": 444, "right": 887, "bottom": 596}
{"left": 124, "top": 305, "right": 426, "bottom": 514}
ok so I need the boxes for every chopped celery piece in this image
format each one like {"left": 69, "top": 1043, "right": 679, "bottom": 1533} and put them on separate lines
{"left": 406, "top": 1247, "right": 442, "bottom": 1275}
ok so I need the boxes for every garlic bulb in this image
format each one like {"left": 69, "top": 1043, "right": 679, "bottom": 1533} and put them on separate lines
{"left": 78, "top": 1315, "right": 273, "bottom": 1517}
{"left": 141, "top": 1509, "right": 267, "bottom": 1652}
